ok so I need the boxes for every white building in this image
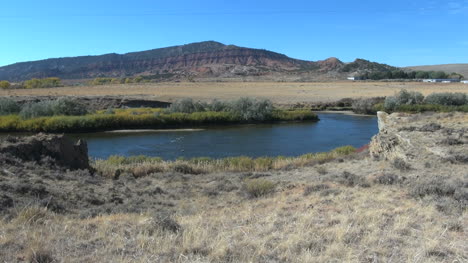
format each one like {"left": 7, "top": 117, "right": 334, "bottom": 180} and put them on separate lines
{"left": 462, "top": 80, "right": 468, "bottom": 84}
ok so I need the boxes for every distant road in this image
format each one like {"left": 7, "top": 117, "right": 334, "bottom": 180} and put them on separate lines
{"left": 1, "top": 81, "right": 466, "bottom": 105}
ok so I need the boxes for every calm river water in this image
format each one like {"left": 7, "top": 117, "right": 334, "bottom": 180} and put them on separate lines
{"left": 68, "top": 113, "right": 377, "bottom": 160}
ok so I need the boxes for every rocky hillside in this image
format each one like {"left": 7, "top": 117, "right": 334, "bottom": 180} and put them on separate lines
{"left": 0, "top": 41, "right": 399, "bottom": 82}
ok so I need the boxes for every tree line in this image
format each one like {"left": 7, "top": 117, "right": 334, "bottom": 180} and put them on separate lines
{"left": 355, "top": 70, "right": 464, "bottom": 80}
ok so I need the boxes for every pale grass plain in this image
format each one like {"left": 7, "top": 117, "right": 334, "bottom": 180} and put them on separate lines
{"left": 2, "top": 81, "right": 467, "bottom": 104}
{"left": 1, "top": 168, "right": 466, "bottom": 262}
{"left": 1, "top": 151, "right": 467, "bottom": 262}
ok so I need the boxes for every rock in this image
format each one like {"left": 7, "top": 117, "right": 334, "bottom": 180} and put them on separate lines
{"left": 0, "top": 133, "right": 90, "bottom": 170}
{"left": 369, "top": 112, "right": 468, "bottom": 166}
{"left": 376, "top": 111, "right": 389, "bottom": 132}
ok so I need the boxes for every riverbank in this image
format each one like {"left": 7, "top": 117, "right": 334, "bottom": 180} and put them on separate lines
{"left": 0, "top": 109, "right": 318, "bottom": 133}
{"left": 0, "top": 111, "right": 466, "bottom": 262}
{"left": 93, "top": 145, "right": 357, "bottom": 176}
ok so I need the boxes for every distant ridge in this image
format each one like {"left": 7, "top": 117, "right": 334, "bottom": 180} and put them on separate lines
{"left": 0, "top": 41, "right": 406, "bottom": 82}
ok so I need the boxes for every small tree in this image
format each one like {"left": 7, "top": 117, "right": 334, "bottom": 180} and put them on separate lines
{"left": 0, "top": 80, "right": 10, "bottom": 89}
{"left": 0, "top": 98, "right": 20, "bottom": 115}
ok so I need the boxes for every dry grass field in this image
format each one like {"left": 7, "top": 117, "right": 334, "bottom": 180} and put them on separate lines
{"left": 1, "top": 81, "right": 467, "bottom": 104}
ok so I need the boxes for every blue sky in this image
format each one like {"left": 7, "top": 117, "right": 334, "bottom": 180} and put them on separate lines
{"left": 1, "top": 0, "right": 467, "bottom": 67}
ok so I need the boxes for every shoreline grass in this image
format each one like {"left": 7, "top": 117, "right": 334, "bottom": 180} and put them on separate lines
{"left": 93, "top": 145, "right": 357, "bottom": 176}
{"left": 0, "top": 108, "right": 318, "bottom": 133}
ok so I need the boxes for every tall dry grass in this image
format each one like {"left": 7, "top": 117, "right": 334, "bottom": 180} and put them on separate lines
{"left": 93, "top": 146, "right": 357, "bottom": 177}
{"left": 1, "top": 185, "right": 465, "bottom": 262}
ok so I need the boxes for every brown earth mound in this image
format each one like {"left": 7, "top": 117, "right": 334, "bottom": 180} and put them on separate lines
{"left": 0, "top": 134, "right": 90, "bottom": 170}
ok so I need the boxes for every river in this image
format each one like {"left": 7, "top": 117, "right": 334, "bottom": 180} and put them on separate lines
{"left": 68, "top": 113, "right": 378, "bottom": 160}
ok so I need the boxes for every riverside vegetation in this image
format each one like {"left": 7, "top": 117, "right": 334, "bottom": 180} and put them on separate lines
{"left": 0, "top": 91, "right": 467, "bottom": 261}
{"left": 351, "top": 90, "right": 468, "bottom": 114}
{"left": 0, "top": 97, "right": 317, "bottom": 132}
{"left": 94, "top": 145, "right": 357, "bottom": 176}
{"left": 0, "top": 111, "right": 466, "bottom": 262}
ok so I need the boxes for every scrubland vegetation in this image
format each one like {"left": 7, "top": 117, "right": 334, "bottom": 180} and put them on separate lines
{"left": 354, "top": 69, "right": 464, "bottom": 80}
{"left": 1, "top": 143, "right": 466, "bottom": 262}
{"left": 0, "top": 97, "right": 317, "bottom": 132}
{"left": 0, "top": 80, "right": 11, "bottom": 89}
{"left": 0, "top": 77, "right": 62, "bottom": 89}
{"left": 89, "top": 76, "right": 145, "bottom": 85}
{"left": 352, "top": 90, "right": 468, "bottom": 114}
{"left": 0, "top": 108, "right": 466, "bottom": 262}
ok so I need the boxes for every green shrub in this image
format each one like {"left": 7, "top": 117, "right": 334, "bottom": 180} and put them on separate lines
{"left": 424, "top": 92, "right": 467, "bottom": 106}
{"left": 0, "top": 80, "right": 11, "bottom": 89}
{"left": 106, "top": 155, "right": 127, "bottom": 165}
{"left": 208, "top": 99, "right": 230, "bottom": 112}
{"left": 89, "top": 78, "right": 114, "bottom": 85}
{"left": 333, "top": 145, "right": 356, "bottom": 155}
{"left": 19, "top": 101, "right": 55, "bottom": 119}
{"left": 352, "top": 98, "right": 382, "bottom": 114}
{"left": 168, "top": 98, "right": 209, "bottom": 113}
{"left": 397, "top": 89, "right": 424, "bottom": 104}
{"left": 51, "top": 97, "right": 87, "bottom": 116}
{"left": 0, "top": 107, "right": 318, "bottom": 133}
{"left": 169, "top": 98, "right": 292, "bottom": 121}
{"left": 393, "top": 104, "right": 468, "bottom": 113}
{"left": 384, "top": 89, "right": 424, "bottom": 111}
{"left": 383, "top": 96, "right": 398, "bottom": 111}
{"left": 244, "top": 178, "right": 275, "bottom": 197}
{"left": 230, "top": 97, "right": 273, "bottom": 121}
{"left": 23, "top": 77, "right": 61, "bottom": 89}
{"left": 0, "top": 98, "right": 20, "bottom": 115}
{"left": 19, "top": 98, "right": 87, "bottom": 119}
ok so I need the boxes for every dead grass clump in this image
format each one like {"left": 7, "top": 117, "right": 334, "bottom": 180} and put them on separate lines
{"left": 374, "top": 173, "right": 401, "bottom": 185}
{"left": 410, "top": 177, "right": 460, "bottom": 198}
{"left": 132, "top": 165, "right": 163, "bottom": 178}
{"left": 151, "top": 216, "right": 182, "bottom": 234}
{"left": 13, "top": 206, "right": 53, "bottom": 225}
{"left": 338, "top": 171, "right": 370, "bottom": 187}
{"left": 315, "top": 166, "right": 328, "bottom": 175}
{"left": 439, "top": 138, "right": 464, "bottom": 145}
{"left": 419, "top": 123, "right": 442, "bottom": 132}
{"left": 244, "top": 178, "right": 276, "bottom": 198}
{"left": 172, "top": 163, "right": 203, "bottom": 174}
{"left": 27, "top": 249, "right": 55, "bottom": 263}
{"left": 410, "top": 176, "right": 466, "bottom": 212}
{"left": 392, "top": 158, "right": 411, "bottom": 171}
{"left": 303, "top": 184, "right": 330, "bottom": 196}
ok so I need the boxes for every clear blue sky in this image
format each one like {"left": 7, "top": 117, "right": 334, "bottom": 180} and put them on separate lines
{"left": 1, "top": 0, "right": 467, "bottom": 67}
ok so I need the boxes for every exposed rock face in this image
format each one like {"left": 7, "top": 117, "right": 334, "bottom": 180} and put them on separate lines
{"left": 369, "top": 112, "right": 468, "bottom": 166}
{"left": 0, "top": 134, "right": 90, "bottom": 170}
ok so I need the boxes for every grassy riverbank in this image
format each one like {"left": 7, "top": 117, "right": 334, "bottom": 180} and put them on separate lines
{"left": 93, "top": 145, "right": 357, "bottom": 176}
{"left": 0, "top": 108, "right": 317, "bottom": 133}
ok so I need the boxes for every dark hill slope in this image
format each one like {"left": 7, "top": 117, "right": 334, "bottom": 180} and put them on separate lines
{"left": 0, "top": 41, "right": 406, "bottom": 81}
{"left": 0, "top": 41, "right": 317, "bottom": 81}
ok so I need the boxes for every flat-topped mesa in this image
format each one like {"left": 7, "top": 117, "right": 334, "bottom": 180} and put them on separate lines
{"left": 0, "top": 134, "right": 90, "bottom": 170}
{"left": 369, "top": 112, "right": 468, "bottom": 166}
